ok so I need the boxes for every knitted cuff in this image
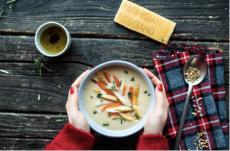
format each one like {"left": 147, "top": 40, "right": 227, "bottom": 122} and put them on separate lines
{"left": 45, "top": 123, "right": 95, "bottom": 150}
{"left": 137, "top": 134, "right": 169, "bottom": 150}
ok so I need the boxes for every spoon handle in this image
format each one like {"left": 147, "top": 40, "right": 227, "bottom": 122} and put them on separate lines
{"left": 174, "top": 85, "right": 193, "bottom": 150}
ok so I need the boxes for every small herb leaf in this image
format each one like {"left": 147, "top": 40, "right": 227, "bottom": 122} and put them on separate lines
{"left": 102, "top": 123, "right": 109, "bottom": 126}
{"left": 93, "top": 110, "right": 97, "bottom": 114}
{"left": 130, "top": 77, "right": 135, "bottom": 81}
{"left": 97, "top": 93, "right": 102, "bottom": 98}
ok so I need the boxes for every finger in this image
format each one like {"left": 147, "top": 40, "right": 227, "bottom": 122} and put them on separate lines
{"left": 155, "top": 84, "right": 169, "bottom": 109}
{"left": 68, "top": 86, "right": 79, "bottom": 111}
{"left": 72, "top": 69, "right": 90, "bottom": 87}
{"left": 143, "top": 68, "right": 161, "bottom": 86}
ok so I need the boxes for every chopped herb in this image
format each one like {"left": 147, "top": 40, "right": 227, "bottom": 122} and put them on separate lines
{"left": 135, "top": 114, "right": 140, "bottom": 119}
{"left": 90, "top": 96, "right": 93, "bottom": 99}
{"left": 130, "top": 77, "right": 135, "bottom": 81}
{"left": 91, "top": 78, "right": 97, "bottom": 83}
{"left": 108, "top": 113, "right": 111, "bottom": 117}
{"left": 144, "top": 90, "right": 148, "bottom": 94}
{"left": 124, "top": 70, "right": 128, "bottom": 74}
{"left": 100, "top": 100, "right": 103, "bottom": 102}
{"left": 120, "top": 117, "right": 123, "bottom": 124}
{"left": 97, "top": 93, "right": 102, "bottom": 98}
{"left": 148, "top": 93, "right": 151, "bottom": 96}
{"left": 128, "top": 92, "right": 132, "bottom": 98}
{"left": 102, "top": 123, "right": 109, "bottom": 127}
{"left": 111, "top": 81, "right": 116, "bottom": 91}
{"left": 93, "top": 110, "right": 97, "bottom": 114}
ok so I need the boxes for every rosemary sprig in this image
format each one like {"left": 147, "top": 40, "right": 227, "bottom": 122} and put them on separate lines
{"left": 0, "top": 10, "right": 4, "bottom": 16}
{"left": 6, "top": 0, "right": 17, "bottom": 12}
{"left": 0, "top": 0, "right": 17, "bottom": 17}
{"left": 34, "top": 57, "right": 52, "bottom": 76}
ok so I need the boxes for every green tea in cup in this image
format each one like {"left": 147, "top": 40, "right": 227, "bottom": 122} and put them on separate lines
{"left": 35, "top": 22, "right": 71, "bottom": 57}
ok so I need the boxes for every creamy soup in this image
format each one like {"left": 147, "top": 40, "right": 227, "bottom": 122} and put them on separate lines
{"left": 83, "top": 66, "right": 151, "bottom": 130}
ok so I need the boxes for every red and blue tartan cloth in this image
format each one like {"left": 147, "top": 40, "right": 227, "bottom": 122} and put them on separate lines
{"left": 152, "top": 45, "right": 229, "bottom": 150}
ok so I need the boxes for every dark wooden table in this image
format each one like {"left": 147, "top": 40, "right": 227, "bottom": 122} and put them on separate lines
{"left": 0, "top": 0, "right": 229, "bottom": 149}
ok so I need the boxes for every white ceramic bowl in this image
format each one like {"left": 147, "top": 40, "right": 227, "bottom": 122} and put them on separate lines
{"left": 35, "top": 21, "right": 71, "bottom": 57}
{"left": 78, "top": 60, "right": 156, "bottom": 137}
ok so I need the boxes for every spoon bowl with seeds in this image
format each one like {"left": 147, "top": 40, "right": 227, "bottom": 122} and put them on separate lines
{"left": 175, "top": 55, "right": 207, "bottom": 149}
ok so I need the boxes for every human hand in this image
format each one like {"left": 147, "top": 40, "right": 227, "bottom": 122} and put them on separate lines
{"left": 66, "top": 69, "right": 90, "bottom": 132}
{"left": 143, "top": 68, "right": 169, "bottom": 135}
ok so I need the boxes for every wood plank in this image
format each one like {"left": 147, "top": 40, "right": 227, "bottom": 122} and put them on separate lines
{"left": 0, "top": 63, "right": 89, "bottom": 113}
{"left": 0, "top": 138, "right": 50, "bottom": 150}
{"left": 0, "top": 35, "right": 229, "bottom": 66}
{"left": 0, "top": 0, "right": 228, "bottom": 41}
{"left": 0, "top": 112, "right": 138, "bottom": 150}
{"left": 0, "top": 113, "right": 67, "bottom": 138}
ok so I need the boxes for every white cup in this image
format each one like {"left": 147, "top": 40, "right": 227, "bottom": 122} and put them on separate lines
{"left": 35, "top": 21, "right": 71, "bottom": 57}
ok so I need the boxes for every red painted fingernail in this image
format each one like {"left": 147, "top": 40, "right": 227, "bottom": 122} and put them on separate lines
{"left": 157, "top": 84, "right": 163, "bottom": 92}
{"left": 70, "top": 87, "right": 74, "bottom": 95}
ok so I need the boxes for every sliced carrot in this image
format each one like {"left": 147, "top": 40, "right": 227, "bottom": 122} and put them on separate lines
{"left": 104, "top": 71, "right": 111, "bottom": 83}
{"left": 96, "top": 81, "right": 115, "bottom": 96}
{"left": 136, "top": 84, "right": 140, "bottom": 98}
{"left": 108, "top": 113, "right": 120, "bottom": 117}
{"left": 132, "top": 88, "right": 137, "bottom": 105}
{"left": 132, "top": 85, "right": 140, "bottom": 105}
{"left": 122, "top": 84, "right": 127, "bottom": 96}
{"left": 96, "top": 72, "right": 107, "bottom": 84}
{"left": 113, "top": 75, "right": 121, "bottom": 88}
{"left": 102, "top": 102, "right": 122, "bottom": 111}
{"left": 128, "top": 86, "right": 133, "bottom": 102}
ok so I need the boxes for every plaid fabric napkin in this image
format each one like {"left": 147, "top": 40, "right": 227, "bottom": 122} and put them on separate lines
{"left": 152, "top": 45, "right": 229, "bottom": 150}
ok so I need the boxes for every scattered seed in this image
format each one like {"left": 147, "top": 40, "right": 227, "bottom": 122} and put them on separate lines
{"left": 0, "top": 69, "right": 10, "bottom": 74}
{"left": 55, "top": 119, "right": 64, "bottom": 122}
{"left": 184, "top": 67, "right": 201, "bottom": 83}
{"left": 48, "top": 97, "right": 52, "bottom": 101}
{"left": 37, "top": 94, "right": 41, "bottom": 101}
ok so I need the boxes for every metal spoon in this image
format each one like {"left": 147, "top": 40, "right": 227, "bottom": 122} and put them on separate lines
{"left": 174, "top": 55, "right": 207, "bottom": 150}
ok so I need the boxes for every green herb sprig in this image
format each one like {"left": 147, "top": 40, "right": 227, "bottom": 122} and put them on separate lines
{"left": 0, "top": 0, "right": 17, "bottom": 17}
{"left": 34, "top": 57, "right": 52, "bottom": 76}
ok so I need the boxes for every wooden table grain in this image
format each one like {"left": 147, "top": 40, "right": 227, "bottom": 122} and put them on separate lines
{"left": 0, "top": 0, "right": 229, "bottom": 149}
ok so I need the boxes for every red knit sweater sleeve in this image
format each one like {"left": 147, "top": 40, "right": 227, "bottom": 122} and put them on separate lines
{"left": 45, "top": 123, "right": 95, "bottom": 150}
{"left": 137, "top": 134, "right": 169, "bottom": 150}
